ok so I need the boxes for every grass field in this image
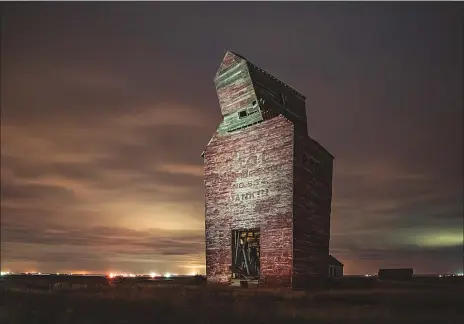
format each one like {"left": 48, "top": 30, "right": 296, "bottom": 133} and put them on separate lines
{"left": 1, "top": 281, "right": 463, "bottom": 324}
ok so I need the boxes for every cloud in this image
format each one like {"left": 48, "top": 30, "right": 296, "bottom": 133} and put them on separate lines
{"left": 330, "top": 244, "right": 462, "bottom": 275}
{"left": 1, "top": 181, "right": 75, "bottom": 202}
{"left": 1, "top": 1, "right": 461, "bottom": 275}
{"left": 1, "top": 219, "right": 205, "bottom": 273}
{"left": 405, "top": 231, "right": 463, "bottom": 248}
{"left": 111, "top": 104, "right": 213, "bottom": 128}
{"left": 329, "top": 155, "right": 462, "bottom": 273}
{"left": 2, "top": 220, "right": 203, "bottom": 251}
{"left": 0, "top": 96, "right": 209, "bottom": 240}
{"left": 156, "top": 163, "right": 204, "bottom": 177}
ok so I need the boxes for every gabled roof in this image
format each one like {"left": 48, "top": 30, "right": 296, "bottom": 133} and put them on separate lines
{"left": 329, "top": 255, "right": 344, "bottom": 267}
{"left": 214, "top": 50, "right": 306, "bottom": 100}
{"left": 214, "top": 50, "right": 246, "bottom": 80}
{"left": 234, "top": 51, "right": 306, "bottom": 101}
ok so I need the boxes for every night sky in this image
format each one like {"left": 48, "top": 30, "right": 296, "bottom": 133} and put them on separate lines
{"left": 1, "top": 2, "right": 462, "bottom": 275}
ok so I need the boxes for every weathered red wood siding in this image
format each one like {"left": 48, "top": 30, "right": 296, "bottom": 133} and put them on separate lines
{"left": 204, "top": 116, "right": 294, "bottom": 287}
{"left": 215, "top": 52, "right": 257, "bottom": 117}
{"left": 205, "top": 51, "right": 334, "bottom": 289}
{"left": 247, "top": 66, "right": 308, "bottom": 135}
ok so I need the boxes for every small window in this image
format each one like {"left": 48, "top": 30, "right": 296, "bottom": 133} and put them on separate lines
{"left": 252, "top": 100, "right": 257, "bottom": 106}
{"left": 238, "top": 110, "right": 247, "bottom": 118}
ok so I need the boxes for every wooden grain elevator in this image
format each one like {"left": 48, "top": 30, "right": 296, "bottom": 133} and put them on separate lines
{"left": 202, "top": 51, "right": 334, "bottom": 289}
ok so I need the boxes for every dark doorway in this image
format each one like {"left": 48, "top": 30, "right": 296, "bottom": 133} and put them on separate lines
{"left": 231, "top": 229, "right": 260, "bottom": 279}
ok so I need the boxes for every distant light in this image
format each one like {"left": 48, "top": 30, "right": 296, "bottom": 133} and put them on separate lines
{"left": 0, "top": 271, "right": 10, "bottom": 276}
{"left": 164, "top": 272, "right": 171, "bottom": 278}
{"left": 456, "top": 272, "right": 463, "bottom": 277}
{"left": 150, "top": 272, "right": 157, "bottom": 278}
{"left": 38, "top": 272, "right": 41, "bottom": 275}
{"left": 56, "top": 273, "right": 60, "bottom": 275}
{"left": 190, "top": 272, "right": 196, "bottom": 276}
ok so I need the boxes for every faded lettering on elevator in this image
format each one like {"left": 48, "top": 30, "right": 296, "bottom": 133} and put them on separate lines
{"left": 228, "top": 150, "right": 280, "bottom": 203}
{"left": 230, "top": 189, "right": 269, "bottom": 202}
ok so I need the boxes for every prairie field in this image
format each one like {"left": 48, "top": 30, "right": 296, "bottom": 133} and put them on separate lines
{"left": 1, "top": 278, "right": 463, "bottom": 324}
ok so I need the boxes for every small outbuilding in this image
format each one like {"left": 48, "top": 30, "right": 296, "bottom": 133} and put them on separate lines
{"left": 378, "top": 268, "right": 413, "bottom": 281}
{"left": 328, "top": 255, "right": 344, "bottom": 278}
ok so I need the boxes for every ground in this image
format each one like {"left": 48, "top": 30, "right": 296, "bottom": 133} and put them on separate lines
{"left": 1, "top": 278, "right": 463, "bottom": 324}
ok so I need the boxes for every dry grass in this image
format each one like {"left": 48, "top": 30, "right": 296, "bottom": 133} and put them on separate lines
{"left": 1, "top": 283, "right": 463, "bottom": 324}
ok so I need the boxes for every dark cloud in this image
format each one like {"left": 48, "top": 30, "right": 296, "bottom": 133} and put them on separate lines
{"left": 2, "top": 220, "right": 203, "bottom": 252}
{"left": 1, "top": 219, "right": 205, "bottom": 273}
{"left": 1, "top": 181, "right": 75, "bottom": 202}
{"left": 330, "top": 245, "right": 462, "bottom": 275}
{"left": 1, "top": 1, "right": 461, "bottom": 274}
{"left": 2, "top": 156, "right": 102, "bottom": 182}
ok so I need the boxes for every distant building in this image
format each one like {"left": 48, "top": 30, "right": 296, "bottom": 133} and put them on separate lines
{"left": 378, "top": 268, "right": 413, "bottom": 281}
{"left": 202, "top": 50, "right": 334, "bottom": 289}
{"left": 328, "top": 255, "right": 344, "bottom": 278}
